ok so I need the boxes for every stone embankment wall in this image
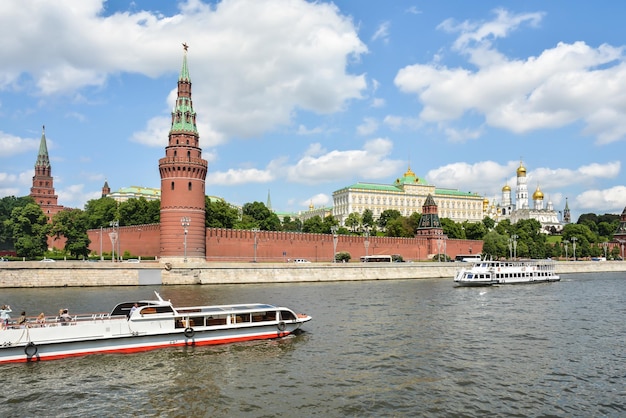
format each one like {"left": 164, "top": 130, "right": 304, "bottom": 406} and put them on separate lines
{"left": 0, "top": 261, "right": 624, "bottom": 288}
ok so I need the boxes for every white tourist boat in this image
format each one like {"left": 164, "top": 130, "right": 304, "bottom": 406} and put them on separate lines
{"left": 0, "top": 292, "right": 311, "bottom": 364}
{"left": 454, "top": 259, "right": 560, "bottom": 287}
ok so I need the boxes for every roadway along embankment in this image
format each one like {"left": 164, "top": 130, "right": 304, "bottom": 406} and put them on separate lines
{"left": 0, "top": 261, "right": 624, "bottom": 288}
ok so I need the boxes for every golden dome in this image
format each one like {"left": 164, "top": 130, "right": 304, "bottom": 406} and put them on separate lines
{"left": 502, "top": 184, "right": 511, "bottom": 192}
{"left": 483, "top": 197, "right": 490, "bottom": 204}
{"left": 516, "top": 162, "right": 527, "bottom": 177}
{"left": 532, "top": 186, "right": 544, "bottom": 200}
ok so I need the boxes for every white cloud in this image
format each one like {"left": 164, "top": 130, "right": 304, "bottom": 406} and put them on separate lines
{"left": 0, "top": 0, "right": 367, "bottom": 142}
{"left": 372, "top": 21, "right": 390, "bottom": 43}
{"left": 371, "top": 97, "right": 385, "bottom": 108}
{"left": 206, "top": 168, "right": 274, "bottom": 186}
{"left": 427, "top": 160, "right": 623, "bottom": 203}
{"left": 301, "top": 193, "right": 331, "bottom": 207}
{"left": 0, "top": 131, "right": 40, "bottom": 157}
{"left": 575, "top": 185, "right": 626, "bottom": 212}
{"left": 357, "top": 117, "right": 378, "bottom": 136}
{"left": 57, "top": 184, "right": 102, "bottom": 210}
{"left": 394, "top": 9, "right": 626, "bottom": 144}
{"left": 383, "top": 115, "right": 422, "bottom": 130}
{"left": 297, "top": 124, "right": 325, "bottom": 135}
{"left": 286, "top": 138, "right": 403, "bottom": 184}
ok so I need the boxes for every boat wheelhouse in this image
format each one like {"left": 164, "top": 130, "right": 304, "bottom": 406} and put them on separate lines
{"left": 454, "top": 259, "right": 560, "bottom": 287}
{"left": 0, "top": 292, "right": 311, "bottom": 364}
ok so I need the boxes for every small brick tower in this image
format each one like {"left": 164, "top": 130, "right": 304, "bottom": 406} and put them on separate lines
{"left": 416, "top": 194, "right": 447, "bottom": 258}
{"left": 158, "top": 44, "right": 208, "bottom": 261}
{"left": 30, "top": 125, "right": 63, "bottom": 222}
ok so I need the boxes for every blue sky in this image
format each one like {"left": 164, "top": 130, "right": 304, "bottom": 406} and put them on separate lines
{"left": 1, "top": 0, "right": 625, "bottom": 222}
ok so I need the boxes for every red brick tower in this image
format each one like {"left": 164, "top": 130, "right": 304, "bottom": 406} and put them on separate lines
{"left": 416, "top": 194, "right": 447, "bottom": 258}
{"left": 30, "top": 125, "right": 64, "bottom": 222}
{"left": 159, "top": 44, "right": 208, "bottom": 261}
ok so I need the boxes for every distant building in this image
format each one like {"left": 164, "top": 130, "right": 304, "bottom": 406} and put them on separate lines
{"left": 30, "top": 126, "right": 64, "bottom": 222}
{"left": 486, "top": 161, "right": 563, "bottom": 234}
{"left": 103, "top": 185, "right": 161, "bottom": 202}
{"left": 332, "top": 165, "right": 484, "bottom": 226}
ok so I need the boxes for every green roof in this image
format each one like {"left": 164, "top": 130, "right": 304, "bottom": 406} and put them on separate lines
{"left": 434, "top": 188, "right": 482, "bottom": 198}
{"left": 342, "top": 182, "right": 404, "bottom": 192}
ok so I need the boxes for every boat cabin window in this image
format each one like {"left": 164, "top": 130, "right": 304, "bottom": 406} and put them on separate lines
{"left": 279, "top": 310, "right": 296, "bottom": 321}
{"left": 235, "top": 313, "right": 251, "bottom": 323}
{"left": 252, "top": 311, "right": 277, "bottom": 322}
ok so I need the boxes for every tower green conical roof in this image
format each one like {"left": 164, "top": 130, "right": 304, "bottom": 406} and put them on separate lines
{"left": 36, "top": 125, "right": 50, "bottom": 169}
{"left": 180, "top": 43, "right": 190, "bottom": 82}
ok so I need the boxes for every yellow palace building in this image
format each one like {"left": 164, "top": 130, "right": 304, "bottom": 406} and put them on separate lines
{"left": 332, "top": 166, "right": 484, "bottom": 226}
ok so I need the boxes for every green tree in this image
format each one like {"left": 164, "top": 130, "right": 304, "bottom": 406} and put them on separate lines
{"left": 302, "top": 215, "right": 324, "bottom": 233}
{"left": 118, "top": 198, "right": 160, "bottom": 226}
{"left": 239, "top": 201, "right": 281, "bottom": 231}
{"left": 50, "top": 208, "right": 91, "bottom": 259}
{"left": 482, "top": 230, "right": 508, "bottom": 259}
{"left": 482, "top": 216, "right": 496, "bottom": 231}
{"left": 345, "top": 212, "right": 362, "bottom": 232}
{"left": 442, "top": 218, "right": 464, "bottom": 239}
{"left": 6, "top": 203, "right": 49, "bottom": 258}
{"left": 282, "top": 216, "right": 302, "bottom": 232}
{"left": 321, "top": 215, "right": 339, "bottom": 234}
{"left": 385, "top": 217, "right": 413, "bottom": 237}
{"left": 407, "top": 212, "right": 421, "bottom": 235}
{"left": 205, "top": 197, "right": 239, "bottom": 228}
{"left": 463, "top": 221, "right": 487, "bottom": 240}
{"left": 83, "top": 197, "right": 119, "bottom": 229}
{"left": 0, "top": 196, "right": 35, "bottom": 251}
{"left": 362, "top": 209, "right": 374, "bottom": 230}
{"left": 377, "top": 209, "right": 402, "bottom": 229}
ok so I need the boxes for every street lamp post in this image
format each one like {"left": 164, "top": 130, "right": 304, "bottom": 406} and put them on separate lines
{"left": 109, "top": 221, "right": 118, "bottom": 262}
{"left": 331, "top": 226, "right": 338, "bottom": 263}
{"left": 511, "top": 234, "right": 518, "bottom": 259}
{"left": 602, "top": 242, "right": 608, "bottom": 259}
{"left": 571, "top": 237, "right": 578, "bottom": 261}
{"left": 563, "top": 240, "right": 569, "bottom": 261}
{"left": 252, "top": 228, "right": 260, "bottom": 262}
{"left": 364, "top": 230, "right": 370, "bottom": 257}
{"left": 181, "top": 217, "right": 190, "bottom": 262}
{"left": 99, "top": 226, "right": 103, "bottom": 261}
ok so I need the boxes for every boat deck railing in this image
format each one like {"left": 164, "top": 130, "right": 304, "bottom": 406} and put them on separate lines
{"left": 5, "top": 312, "right": 127, "bottom": 329}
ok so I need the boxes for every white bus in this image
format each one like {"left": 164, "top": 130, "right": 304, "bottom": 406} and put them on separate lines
{"left": 360, "top": 255, "right": 393, "bottom": 263}
{"left": 454, "top": 254, "right": 481, "bottom": 262}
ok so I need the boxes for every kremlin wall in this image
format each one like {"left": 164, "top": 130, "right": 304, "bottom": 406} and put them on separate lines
{"left": 85, "top": 225, "right": 482, "bottom": 264}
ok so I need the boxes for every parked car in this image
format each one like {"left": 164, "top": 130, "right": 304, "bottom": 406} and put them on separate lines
{"left": 293, "top": 259, "right": 311, "bottom": 263}
{"left": 125, "top": 259, "right": 140, "bottom": 263}
{"left": 40, "top": 258, "right": 56, "bottom": 263}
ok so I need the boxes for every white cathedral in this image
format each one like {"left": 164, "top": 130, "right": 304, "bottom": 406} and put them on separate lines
{"left": 485, "top": 161, "right": 565, "bottom": 234}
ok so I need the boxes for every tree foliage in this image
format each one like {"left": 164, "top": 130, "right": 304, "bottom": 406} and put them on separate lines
{"left": 239, "top": 201, "right": 281, "bottom": 231}
{"left": 118, "top": 198, "right": 160, "bottom": 226}
{"left": 83, "top": 197, "right": 119, "bottom": 229}
{"left": 5, "top": 203, "right": 49, "bottom": 258}
{"left": 206, "top": 197, "right": 239, "bottom": 228}
{"left": 50, "top": 208, "right": 91, "bottom": 259}
{"left": 377, "top": 209, "right": 402, "bottom": 229}
{"left": 0, "top": 196, "right": 35, "bottom": 251}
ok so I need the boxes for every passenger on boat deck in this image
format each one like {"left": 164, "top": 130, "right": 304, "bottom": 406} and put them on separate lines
{"left": 0, "top": 305, "right": 11, "bottom": 329}
{"left": 129, "top": 303, "right": 139, "bottom": 317}
{"left": 17, "top": 311, "right": 27, "bottom": 327}
{"left": 59, "top": 309, "right": 72, "bottom": 324}
{"left": 36, "top": 313, "right": 46, "bottom": 324}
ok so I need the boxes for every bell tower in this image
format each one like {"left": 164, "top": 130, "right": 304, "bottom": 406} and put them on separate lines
{"left": 158, "top": 44, "right": 208, "bottom": 261}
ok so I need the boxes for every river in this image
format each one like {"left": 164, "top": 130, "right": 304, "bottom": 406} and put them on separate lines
{"left": 1, "top": 272, "right": 625, "bottom": 417}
